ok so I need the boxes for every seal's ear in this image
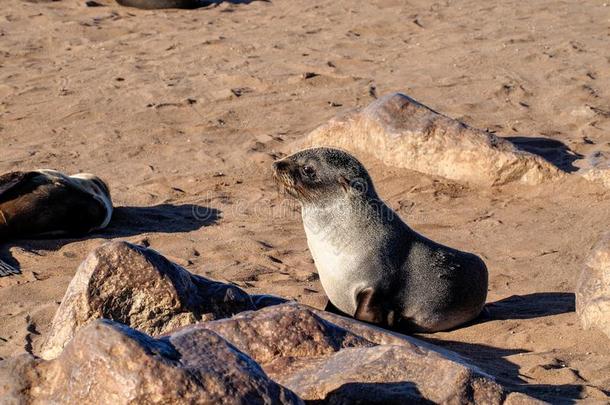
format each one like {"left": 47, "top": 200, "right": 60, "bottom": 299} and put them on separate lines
{"left": 338, "top": 175, "right": 351, "bottom": 193}
{"left": 338, "top": 175, "right": 367, "bottom": 195}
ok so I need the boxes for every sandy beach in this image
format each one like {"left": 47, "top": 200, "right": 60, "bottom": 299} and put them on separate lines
{"left": 0, "top": 0, "right": 609, "bottom": 402}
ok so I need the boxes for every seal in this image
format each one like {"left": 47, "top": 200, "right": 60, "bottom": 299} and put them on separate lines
{"left": 273, "top": 147, "right": 488, "bottom": 332}
{"left": 0, "top": 170, "right": 113, "bottom": 276}
{"left": 115, "top": 0, "right": 208, "bottom": 9}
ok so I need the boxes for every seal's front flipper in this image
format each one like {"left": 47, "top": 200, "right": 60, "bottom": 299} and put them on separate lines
{"left": 0, "top": 259, "right": 20, "bottom": 277}
{"left": 0, "top": 171, "right": 37, "bottom": 200}
{"left": 354, "top": 287, "right": 386, "bottom": 325}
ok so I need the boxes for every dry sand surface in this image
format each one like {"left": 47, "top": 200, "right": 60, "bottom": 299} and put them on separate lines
{"left": 0, "top": 0, "right": 609, "bottom": 402}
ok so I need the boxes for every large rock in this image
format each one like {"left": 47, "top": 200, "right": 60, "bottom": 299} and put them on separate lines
{"left": 0, "top": 319, "right": 302, "bottom": 404}
{"left": 576, "top": 232, "right": 610, "bottom": 339}
{"left": 1, "top": 308, "right": 520, "bottom": 404}
{"left": 8, "top": 242, "right": 545, "bottom": 404}
{"left": 306, "top": 93, "right": 562, "bottom": 186}
{"left": 189, "top": 303, "right": 507, "bottom": 404}
{"left": 41, "top": 241, "right": 255, "bottom": 359}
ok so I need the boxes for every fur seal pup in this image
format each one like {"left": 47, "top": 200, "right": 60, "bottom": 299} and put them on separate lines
{"left": 273, "top": 147, "right": 488, "bottom": 332}
{"left": 115, "top": 0, "right": 208, "bottom": 9}
{"left": 0, "top": 170, "right": 113, "bottom": 276}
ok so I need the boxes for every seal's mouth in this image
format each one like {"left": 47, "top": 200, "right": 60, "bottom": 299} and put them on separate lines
{"left": 272, "top": 160, "right": 311, "bottom": 201}
{"left": 273, "top": 166, "right": 300, "bottom": 199}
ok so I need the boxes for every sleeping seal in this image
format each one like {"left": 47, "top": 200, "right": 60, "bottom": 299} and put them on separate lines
{"left": 0, "top": 170, "right": 113, "bottom": 276}
{"left": 273, "top": 147, "right": 488, "bottom": 332}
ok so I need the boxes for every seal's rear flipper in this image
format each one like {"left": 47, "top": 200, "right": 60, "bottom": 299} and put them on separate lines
{"left": 354, "top": 287, "right": 386, "bottom": 325}
{"left": 0, "top": 259, "right": 20, "bottom": 277}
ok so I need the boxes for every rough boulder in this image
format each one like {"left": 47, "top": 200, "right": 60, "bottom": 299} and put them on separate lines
{"left": 306, "top": 93, "right": 562, "bottom": 186}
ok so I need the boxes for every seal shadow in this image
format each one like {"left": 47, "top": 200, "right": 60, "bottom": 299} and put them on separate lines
{"left": 483, "top": 292, "right": 575, "bottom": 321}
{"left": 0, "top": 204, "right": 220, "bottom": 272}
{"left": 504, "top": 136, "right": 583, "bottom": 173}
{"left": 448, "top": 292, "right": 575, "bottom": 331}
{"left": 106, "top": 204, "right": 220, "bottom": 235}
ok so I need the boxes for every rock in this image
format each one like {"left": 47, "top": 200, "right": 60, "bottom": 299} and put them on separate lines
{"left": 189, "top": 303, "right": 507, "bottom": 404}
{"left": 31, "top": 242, "right": 541, "bottom": 404}
{"left": 41, "top": 241, "right": 255, "bottom": 359}
{"left": 504, "top": 392, "right": 550, "bottom": 405}
{"left": 276, "top": 345, "right": 501, "bottom": 404}
{"left": 576, "top": 232, "right": 610, "bottom": 339}
{"left": 582, "top": 167, "right": 610, "bottom": 188}
{"left": 197, "top": 303, "right": 376, "bottom": 364}
{"left": 306, "top": 93, "right": 562, "bottom": 186}
{"left": 580, "top": 151, "right": 610, "bottom": 189}
{"left": 0, "top": 319, "right": 302, "bottom": 404}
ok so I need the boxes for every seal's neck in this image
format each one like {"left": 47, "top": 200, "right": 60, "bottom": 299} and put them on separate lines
{"left": 301, "top": 194, "right": 402, "bottom": 252}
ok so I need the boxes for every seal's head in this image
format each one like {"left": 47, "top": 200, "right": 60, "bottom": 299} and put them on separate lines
{"left": 34, "top": 170, "right": 111, "bottom": 202}
{"left": 272, "top": 147, "right": 376, "bottom": 204}
{"left": 68, "top": 173, "right": 113, "bottom": 229}
{"left": 69, "top": 173, "right": 112, "bottom": 201}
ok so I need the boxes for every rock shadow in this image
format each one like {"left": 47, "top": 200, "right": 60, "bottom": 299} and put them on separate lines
{"left": 308, "top": 381, "right": 435, "bottom": 405}
{"left": 415, "top": 293, "right": 582, "bottom": 403}
{"left": 0, "top": 204, "right": 220, "bottom": 274}
{"left": 505, "top": 136, "right": 583, "bottom": 173}
{"left": 414, "top": 337, "right": 589, "bottom": 403}
{"left": 250, "top": 294, "right": 290, "bottom": 309}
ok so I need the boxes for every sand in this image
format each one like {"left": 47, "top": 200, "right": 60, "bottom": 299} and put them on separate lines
{"left": 0, "top": 0, "right": 609, "bottom": 402}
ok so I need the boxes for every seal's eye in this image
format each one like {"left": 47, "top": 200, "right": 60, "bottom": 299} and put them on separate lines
{"left": 301, "top": 165, "right": 316, "bottom": 177}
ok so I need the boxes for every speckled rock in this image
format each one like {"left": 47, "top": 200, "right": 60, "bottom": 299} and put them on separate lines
{"left": 306, "top": 93, "right": 562, "bottom": 186}
{"left": 582, "top": 168, "right": 610, "bottom": 188}
{"left": 0, "top": 319, "right": 302, "bottom": 404}
{"left": 41, "top": 241, "right": 255, "bottom": 359}
{"left": 27, "top": 243, "right": 544, "bottom": 405}
{"left": 580, "top": 151, "right": 610, "bottom": 189}
{"left": 576, "top": 232, "right": 610, "bottom": 339}
{"left": 191, "top": 303, "right": 508, "bottom": 404}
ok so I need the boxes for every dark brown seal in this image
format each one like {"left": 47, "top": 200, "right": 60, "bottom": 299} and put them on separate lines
{"left": 0, "top": 170, "right": 113, "bottom": 276}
